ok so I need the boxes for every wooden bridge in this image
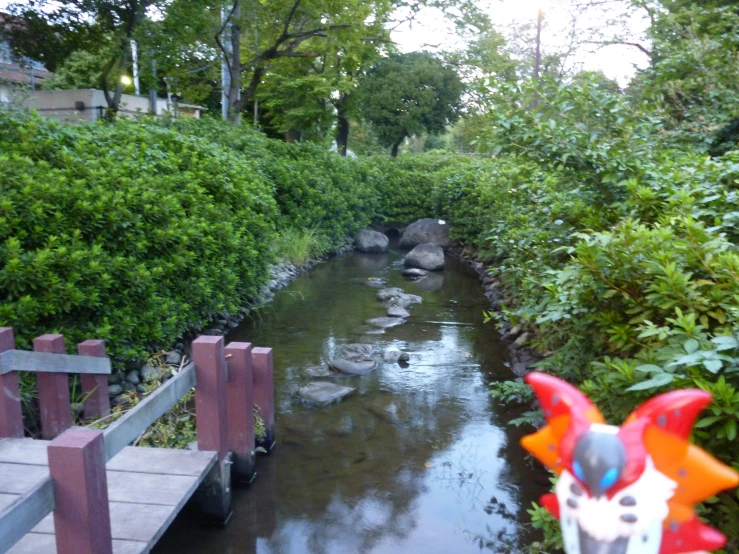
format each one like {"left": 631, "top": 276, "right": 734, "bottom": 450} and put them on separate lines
{"left": 0, "top": 327, "right": 275, "bottom": 554}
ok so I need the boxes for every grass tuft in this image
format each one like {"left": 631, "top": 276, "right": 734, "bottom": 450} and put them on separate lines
{"left": 273, "top": 227, "right": 332, "bottom": 267}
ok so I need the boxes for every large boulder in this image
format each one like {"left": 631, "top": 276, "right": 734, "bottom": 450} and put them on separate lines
{"left": 355, "top": 229, "right": 389, "bottom": 253}
{"left": 404, "top": 244, "right": 445, "bottom": 271}
{"left": 400, "top": 218, "right": 451, "bottom": 249}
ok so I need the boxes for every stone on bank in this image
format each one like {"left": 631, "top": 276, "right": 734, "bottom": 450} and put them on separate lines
{"left": 400, "top": 218, "right": 451, "bottom": 249}
{"left": 355, "top": 229, "right": 389, "bottom": 253}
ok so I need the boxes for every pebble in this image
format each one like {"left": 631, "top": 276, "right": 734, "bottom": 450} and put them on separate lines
{"left": 165, "top": 350, "right": 183, "bottom": 365}
{"left": 139, "top": 364, "right": 160, "bottom": 382}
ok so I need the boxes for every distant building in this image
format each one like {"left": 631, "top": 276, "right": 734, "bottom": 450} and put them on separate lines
{"left": 1, "top": 11, "right": 205, "bottom": 121}
{"left": 27, "top": 89, "right": 206, "bottom": 121}
{"left": 0, "top": 12, "right": 53, "bottom": 102}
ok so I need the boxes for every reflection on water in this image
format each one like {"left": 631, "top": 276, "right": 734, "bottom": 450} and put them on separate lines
{"left": 154, "top": 249, "right": 549, "bottom": 554}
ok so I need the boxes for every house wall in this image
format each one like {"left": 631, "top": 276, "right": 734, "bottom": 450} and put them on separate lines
{"left": 27, "top": 89, "right": 97, "bottom": 122}
{"left": 25, "top": 89, "right": 202, "bottom": 122}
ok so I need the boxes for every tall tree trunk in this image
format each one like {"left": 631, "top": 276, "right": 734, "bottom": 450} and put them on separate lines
{"left": 112, "top": 47, "right": 129, "bottom": 111}
{"left": 391, "top": 139, "right": 403, "bottom": 157}
{"left": 101, "top": 47, "right": 129, "bottom": 118}
{"left": 335, "top": 93, "right": 350, "bottom": 156}
{"left": 227, "top": 1, "right": 242, "bottom": 123}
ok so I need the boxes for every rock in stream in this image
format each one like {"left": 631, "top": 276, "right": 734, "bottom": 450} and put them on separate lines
{"left": 298, "top": 382, "right": 356, "bottom": 407}
{"left": 329, "top": 358, "right": 377, "bottom": 375}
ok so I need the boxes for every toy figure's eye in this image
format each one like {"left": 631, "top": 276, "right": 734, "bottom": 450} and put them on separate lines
{"left": 600, "top": 467, "right": 619, "bottom": 490}
{"left": 573, "top": 460, "right": 585, "bottom": 482}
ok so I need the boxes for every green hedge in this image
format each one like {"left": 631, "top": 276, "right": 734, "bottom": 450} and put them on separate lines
{"left": 0, "top": 112, "right": 278, "bottom": 361}
{"left": 0, "top": 113, "right": 382, "bottom": 364}
{"left": 169, "top": 119, "right": 379, "bottom": 247}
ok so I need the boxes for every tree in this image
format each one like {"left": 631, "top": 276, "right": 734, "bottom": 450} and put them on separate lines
{"left": 41, "top": 49, "right": 115, "bottom": 90}
{"left": 216, "top": 0, "right": 393, "bottom": 122}
{"left": 358, "top": 52, "right": 463, "bottom": 156}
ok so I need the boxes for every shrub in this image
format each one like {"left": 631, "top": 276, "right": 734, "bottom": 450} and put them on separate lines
{"left": 0, "top": 111, "right": 278, "bottom": 363}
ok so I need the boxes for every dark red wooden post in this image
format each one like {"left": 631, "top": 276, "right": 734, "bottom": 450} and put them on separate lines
{"left": 78, "top": 340, "right": 110, "bottom": 419}
{"left": 225, "top": 341, "right": 255, "bottom": 483}
{"left": 252, "top": 347, "right": 275, "bottom": 452}
{"left": 48, "top": 428, "right": 112, "bottom": 554}
{"left": 192, "top": 335, "right": 232, "bottom": 524}
{"left": 0, "top": 327, "right": 23, "bottom": 438}
{"left": 35, "top": 334, "right": 72, "bottom": 439}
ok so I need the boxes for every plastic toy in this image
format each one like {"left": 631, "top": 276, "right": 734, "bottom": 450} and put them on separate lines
{"left": 521, "top": 372, "right": 739, "bottom": 554}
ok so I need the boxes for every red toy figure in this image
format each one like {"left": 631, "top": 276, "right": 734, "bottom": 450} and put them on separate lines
{"left": 521, "top": 372, "right": 739, "bottom": 554}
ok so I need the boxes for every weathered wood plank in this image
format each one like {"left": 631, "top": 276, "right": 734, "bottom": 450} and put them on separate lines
{"left": 0, "top": 463, "right": 49, "bottom": 494}
{"left": 0, "top": 440, "right": 216, "bottom": 477}
{"left": 0, "top": 438, "right": 48, "bottom": 466}
{"left": 0, "top": 350, "right": 111, "bottom": 376}
{"left": 33, "top": 501, "right": 173, "bottom": 542}
{"left": 0, "top": 494, "right": 18, "bottom": 511}
{"left": 103, "top": 364, "right": 196, "bottom": 462}
{"left": 7, "top": 533, "right": 146, "bottom": 554}
{"left": 107, "top": 446, "right": 217, "bottom": 477}
{"left": 28, "top": 456, "right": 215, "bottom": 551}
{"left": 106, "top": 470, "right": 204, "bottom": 506}
{"left": 0, "top": 477, "right": 54, "bottom": 554}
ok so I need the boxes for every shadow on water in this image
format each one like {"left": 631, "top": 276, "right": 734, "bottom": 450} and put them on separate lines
{"left": 153, "top": 248, "right": 549, "bottom": 554}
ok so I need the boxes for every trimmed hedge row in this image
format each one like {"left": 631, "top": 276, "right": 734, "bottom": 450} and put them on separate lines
{"left": 0, "top": 113, "right": 379, "bottom": 363}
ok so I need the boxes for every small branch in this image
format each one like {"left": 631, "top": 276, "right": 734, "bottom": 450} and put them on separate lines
{"left": 585, "top": 40, "right": 651, "bottom": 57}
{"left": 282, "top": 0, "right": 302, "bottom": 38}
{"left": 285, "top": 24, "right": 351, "bottom": 42}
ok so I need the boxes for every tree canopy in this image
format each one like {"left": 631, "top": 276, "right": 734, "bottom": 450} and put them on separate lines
{"left": 358, "top": 52, "right": 463, "bottom": 156}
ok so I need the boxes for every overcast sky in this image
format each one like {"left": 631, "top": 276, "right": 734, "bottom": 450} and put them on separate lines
{"left": 391, "top": 0, "right": 651, "bottom": 86}
{"left": 1, "top": 0, "right": 651, "bottom": 85}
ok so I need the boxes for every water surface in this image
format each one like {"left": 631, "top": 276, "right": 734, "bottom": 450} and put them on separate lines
{"left": 154, "top": 248, "right": 549, "bottom": 554}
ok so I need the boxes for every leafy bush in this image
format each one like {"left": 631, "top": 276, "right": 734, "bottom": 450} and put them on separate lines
{"left": 359, "top": 75, "right": 739, "bottom": 544}
{"left": 0, "top": 112, "right": 378, "bottom": 366}
{"left": 170, "top": 119, "right": 379, "bottom": 248}
{"left": 365, "top": 153, "right": 450, "bottom": 223}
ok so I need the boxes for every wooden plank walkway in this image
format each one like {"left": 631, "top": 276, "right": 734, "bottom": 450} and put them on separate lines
{"left": 0, "top": 438, "right": 217, "bottom": 554}
{"left": 0, "top": 328, "right": 276, "bottom": 554}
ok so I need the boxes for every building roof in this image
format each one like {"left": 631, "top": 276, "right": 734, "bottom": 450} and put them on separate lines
{"left": 0, "top": 12, "right": 52, "bottom": 87}
{"left": 0, "top": 61, "right": 52, "bottom": 86}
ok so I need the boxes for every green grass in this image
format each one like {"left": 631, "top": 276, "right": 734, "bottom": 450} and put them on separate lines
{"left": 273, "top": 227, "right": 332, "bottom": 267}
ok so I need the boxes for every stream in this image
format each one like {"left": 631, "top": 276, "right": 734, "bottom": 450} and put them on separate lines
{"left": 154, "top": 247, "right": 549, "bottom": 554}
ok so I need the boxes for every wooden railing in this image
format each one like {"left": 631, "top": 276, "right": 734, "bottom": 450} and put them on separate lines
{"left": 0, "top": 328, "right": 275, "bottom": 554}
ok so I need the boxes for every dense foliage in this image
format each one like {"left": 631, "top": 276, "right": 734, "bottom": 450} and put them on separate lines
{"left": 362, "top": 76, "right": 739, "bottom": 549}
{"left": 0, "top": 112, "right": 375, "bottom": 364}
{"left": 358, "top": 52, "right": 464, "bottom": 156}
